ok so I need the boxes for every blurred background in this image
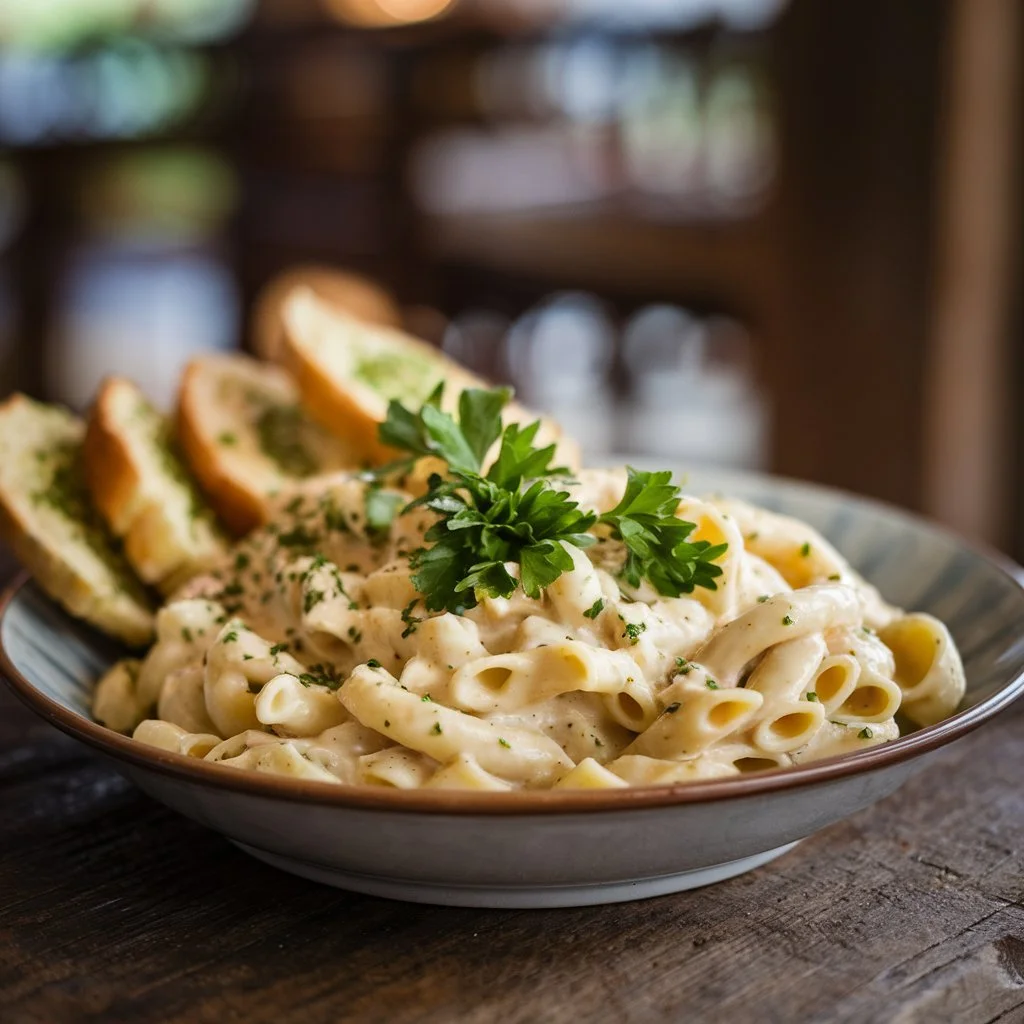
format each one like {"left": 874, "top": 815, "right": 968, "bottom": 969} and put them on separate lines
{"left": 0, "top": 0, "right": 1020, "bottom": 552}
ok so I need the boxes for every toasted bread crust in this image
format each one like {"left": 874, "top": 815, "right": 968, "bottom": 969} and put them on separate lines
{"left": 0, "top": 497, "right": 153, "bottom": 646}
{"left": 0, "top": 394, "right": 153, "bottom": 646}
{"left": 177, "top": 355, "right": 357, "bottom": 535}
{"left": 280, "top": 288, "right": 484, "bottom": 462}
{"left": 280, "top": 335, "right": 390, "bottom": 461}
{"left": 85, "top": 378, "right": 227, "bottom": 592}
{"left": 177, "top": 360, "right": 267, "bottom": 535}
{"left": 280, "top": 288, "right": 579, "bottom": 468}
{"left": 84, "top": 381, "right": 146, "bottom": 534}
{"left": 253, "top": 264, "right": 402, "bottom": 364}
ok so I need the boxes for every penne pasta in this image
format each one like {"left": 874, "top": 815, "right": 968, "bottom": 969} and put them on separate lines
{"left": 104, "top": 461, "right": 966, "bottom": 791}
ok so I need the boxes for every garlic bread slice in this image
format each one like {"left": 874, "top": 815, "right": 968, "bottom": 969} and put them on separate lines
{"left": 253, "top": 264, "right": 402, "bottom": 363}
{"left": 0, "top": 394, "right": 154, "bottom": 646}
{"left": 84, "top": 377, "right": 228, "bottom": 595}
{"left": 177, "top": 353, "right": 358, "bottom": 535}
{"left": 280, "top": 286, "right": 579, "bottom": 466}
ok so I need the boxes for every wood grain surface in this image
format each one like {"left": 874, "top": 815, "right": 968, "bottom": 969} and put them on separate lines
{"left": 2, "top": 683, "right": 1023, "bottom": 1024}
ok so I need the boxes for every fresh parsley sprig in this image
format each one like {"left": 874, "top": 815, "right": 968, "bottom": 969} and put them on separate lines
{"left": 597, "top": 468, "right": 727, "bottom": 597}
{"left": 375, "top": 385, "right": 725, "bottom": 613}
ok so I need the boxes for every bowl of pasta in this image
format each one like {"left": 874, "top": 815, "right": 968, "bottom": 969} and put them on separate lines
{"left": 3, "top": 450, "right": 1024, "bottom": 907}
{"left": 1, "top": 291, "right": 1022, "bottom": 907}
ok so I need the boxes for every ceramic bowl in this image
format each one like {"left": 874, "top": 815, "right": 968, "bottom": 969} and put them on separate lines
{"left": 4, "top": 467, "right": 1024, "bottom": 908}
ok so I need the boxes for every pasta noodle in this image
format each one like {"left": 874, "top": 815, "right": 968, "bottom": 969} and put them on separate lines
{"left": 106, "top": 469, "right": 966, "bottom": 790}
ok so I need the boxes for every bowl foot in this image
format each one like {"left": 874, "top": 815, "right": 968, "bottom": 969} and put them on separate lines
{"left": 232, "top": 840, "right": 800, "bottom": 908}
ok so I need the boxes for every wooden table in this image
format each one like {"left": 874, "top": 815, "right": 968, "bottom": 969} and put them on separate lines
{"left": 2, "top": 684, "right": 1023, "bottom": 1024}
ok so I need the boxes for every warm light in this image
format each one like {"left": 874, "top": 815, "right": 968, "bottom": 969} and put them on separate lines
{"left": 320, "top": 0, "right": 456, "bottom": 28}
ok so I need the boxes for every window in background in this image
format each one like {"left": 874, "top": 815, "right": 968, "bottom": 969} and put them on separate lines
{"left": 442, "top": 292, "right": 767, "bottom": 467}
{"left": 619, "top": 306, "right": 766, "bottom": 467}
{"left": 412, "top": 36, "right": 775, "bottom": 222}
{"left": 0, "top": 0, "right": 255, "bottom": 50}
{"left": 47, "top": 149, "right": 240, "bottom": 410}
{"left": 0, "top": 0, "right": 253, "bottom": 404}
{"left": 0, "top": 41, "right": 216, "bottom": 146}
{"left": 503, "top": 292, "right": 618, "bottom": 454}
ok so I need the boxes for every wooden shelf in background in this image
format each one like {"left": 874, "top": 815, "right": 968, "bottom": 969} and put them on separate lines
{"left": 424, "top": 209, "right": 775, "bottom": 302}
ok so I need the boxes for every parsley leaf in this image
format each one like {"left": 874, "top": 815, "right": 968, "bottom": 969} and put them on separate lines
{"left": 487, "top": 420, "right": 567, "bottom": 491}
{"left": 459, "top": 386, "right": 510, "bottom": 467}
{"left": 364, "top": 485, "right": 405, "bottom": 537}
{"left": 378, "top": 383, "right": 509, "bottom": 475}
{"left": 519, "top": 539, "right": 575, "bottom": 598}
{"left": 598, "top": 467, "right": 726, "bottom": 597}
{"left": 376, "top": 387, "right": 726, "bottom": 613}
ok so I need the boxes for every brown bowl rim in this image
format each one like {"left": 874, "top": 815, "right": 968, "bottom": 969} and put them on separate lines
{"left": 3, "top": 513, "right": 1024, "bottom": 817}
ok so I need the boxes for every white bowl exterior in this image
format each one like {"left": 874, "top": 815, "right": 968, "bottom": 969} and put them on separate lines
{"left": 119, "top": 753, "right": 929, "bottom": 904}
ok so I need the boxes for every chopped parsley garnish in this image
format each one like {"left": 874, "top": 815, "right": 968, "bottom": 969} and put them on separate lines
{"left": 757, "top": 595, "right": 770, "bottom": 604}
{"left": 303, "top": 553, "right": 328, "bottom": 577}
{"left": 598, "top": 467, "right": 727, "bottom": 597}
{"left": 354, "top": 349, "right": 435, "bottom": 399}
{"left": 706, "top": 679, "right": 719, "bottom": 690}
{"left": 782, "top": 614, "right": 794, "bottom": 626}
{"left": 322, "top": 497, "right": 351, "bottom": 534}
{"left": 806, "top": 691, "right": 819, "bottom": 702}
{"left": 222, "top": 631, "right": 238, "bottom": 643}
{"left": 859, "top": 727, "right": 873, "bottom": 739}
{"left": 675, "top": 657, "right": 692, "bottom": 674}
{"left": 373, "top": 385, "right": 726, "bottom": 613}
{"left": 269, "top": 642, "right": 289, "bottom": 656}
{"left": 583, "top": 598, "right": 604, "bottom": 620}
{"left": 234, "top": 552, "right": 251, "bottom": 572}
{"left": 421, "top": 693, "right": 433, "bottom": 702}
{"left": 256, "top": 404, "right": 319, "bottom": 478}
{"left": 828, "top": 573, "right": 842, "bottom": 581}
{"left": 218, "top": 431, "right": 237, "bottom": 446}
{"left": 431, "top": 722, "right": 443, "bottom": 735}
{"left": 277, "top": 524, "right": 320, "bottom": 550}
{"left": 304, "top": 589, "right": 325, "bottom": 613}
{"left": 622, "top": 621, "right": 646, "bottom": 645}
{"left": 498, "top": 738, "right": 511, "bottom": 748}
{"left": 181, "top": 627, "right": 193, "bottom": 642}
{"left": 400, "top": 599, "right": 422, "bottom": 639}
{"left": 800, "top": 542, "right": 811, "bottom": 557}
{"left": 31, "top": 439, "right": 136, "bottom": 577}
{"left": 347, "top": 627, "right": 362, "bottom": 643}
{"left": 298, "top": 663, "right": 344, "bottom": 689}
{"left": 366, "top": 658, "right": 382, "bottom": 668}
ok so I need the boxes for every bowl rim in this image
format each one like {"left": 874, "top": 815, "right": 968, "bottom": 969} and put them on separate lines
{"left": 4, "top": 470, "right": 1024, "bottom": 817}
